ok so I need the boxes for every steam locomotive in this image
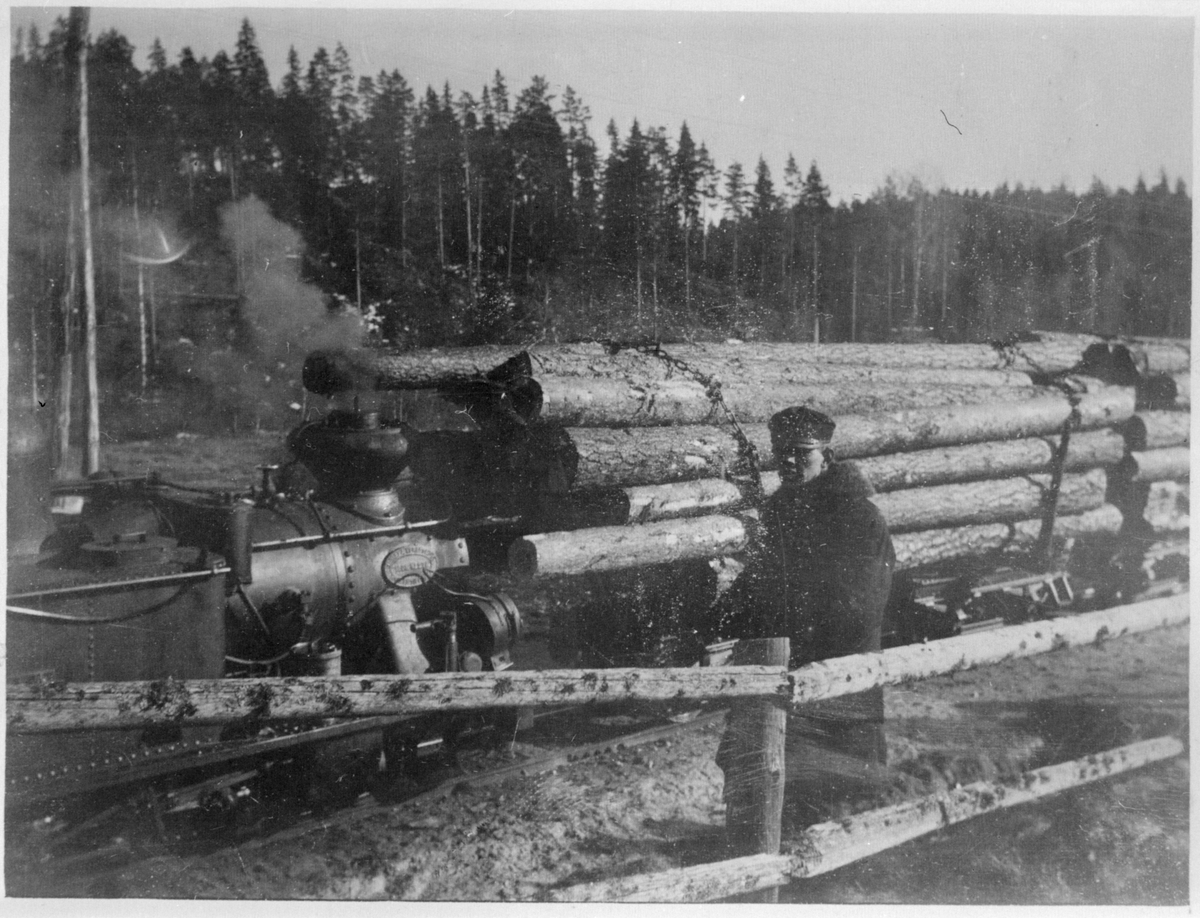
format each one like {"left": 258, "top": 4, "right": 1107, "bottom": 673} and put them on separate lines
{"left": 6, "top": 404, "right": 522, "bottom": 811}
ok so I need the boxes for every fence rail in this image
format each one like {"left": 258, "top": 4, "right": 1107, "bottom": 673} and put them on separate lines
{"left": 7, "top": 593, "right": 1188, "bottom": 733}
{"left": 548, "top": 734, "right": 1185, "bottom": 902}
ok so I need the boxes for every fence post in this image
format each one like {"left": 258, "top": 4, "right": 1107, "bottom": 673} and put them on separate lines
{"left": 718, "top": 636, "right": 789, "bottom": 902}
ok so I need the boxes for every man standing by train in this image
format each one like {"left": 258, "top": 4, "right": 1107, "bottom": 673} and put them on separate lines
{"left": 709, "top": 405, "right": 896, "bottom": 825}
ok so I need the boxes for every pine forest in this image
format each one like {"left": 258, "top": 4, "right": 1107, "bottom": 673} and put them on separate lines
{"left": 8, "top": 16, "right": 1192, "bottom": 436}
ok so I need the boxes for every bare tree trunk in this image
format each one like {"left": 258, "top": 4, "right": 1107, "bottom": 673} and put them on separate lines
{"left": 684, "top": 215, "right": 692, "bottom": 325}
{"left": 463, "top": 154, "right": 474, "bottom": 306}
{"left": 476, "top": 175, "right": 484, "bottom": 289}
{"left": 56, "top": 191, "right": 78, "bottom": 474}
{"left": 912, "top": 195, "right": 924, "bottom": 326}
{"left": 28, "top": 305, "right": 39, "bottom": 408}
{"left": 147, "top": 256, "right": 158, "bottom": 368}
{"left": 652, "top": 249, "right": 659, "bottom": 340}
{"left": 78, "top": 12, "right": 101, "bottom": 476}
{"left": 636, "top": 243, "right": 643, "bottom": 328}
{"left": 940, "top": 213, "right": 950, "bottom": 330}
{"left": 850, "top": 245, "right": 859, "bottom": 343}
{"left": 731, "top": 226, "right": 740, "bottom": 300}
{"left": 132, "top": 153, "right": 148, "bottom": 392}
{"left": 810, "top": 224, "right": 819, "bottom": 323}
{"left": 355, "top": 220, "right": 363, "bottom": 311}
{"left": 507, "top": 194, "right": 516, "bottom": 281}
{"left": 436, "top": 171, "right": 445, "bottom": 267}
{"left": 886, "top": 246, "right": 894, "bottom": 335}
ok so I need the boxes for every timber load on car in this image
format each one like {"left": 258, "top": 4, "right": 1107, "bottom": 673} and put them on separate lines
{"left": 5, "top": 330, "right": 1189, "bottom": 840}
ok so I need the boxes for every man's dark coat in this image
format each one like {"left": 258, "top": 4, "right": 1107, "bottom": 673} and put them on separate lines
{"left": 710, "top": 460, "right": 896, "bottom": 734}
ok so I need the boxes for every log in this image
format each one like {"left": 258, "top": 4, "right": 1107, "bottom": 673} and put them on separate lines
{"left": 564, "top": 387, "right": 1136, "bottom": 489}
{"left": 303, "top": 336, "right": 1184, "bottom": 397}
{"left": 531, "top": 376, "right": 1043, "bottom": 427}
{"left": 648, "top": 338, "right": 1095, "bottom": 375}
{"left": 1121, "top": 447, "right": 1191, "bottom": 483}
{"left": 1143, "top": 481, "right": 1189, "bottom": 533}
{"left": 1123, "top": 411, "right": 1190, "bottom": 451}
{"left": 567, "top": 425, "right": 745, "bottom": 489}
{"left": 508, "top": 514, "right": 748, "bottom": 579}
{"left": 303, "top": 336, "right": 1089, "bottom": 397}
{"left": 1082, "top": 339, "right": 1191, "bottom": 381}
{"left": 821, "top": 385, "right": 1134, "bottom": 459}
{"left": 1135, "top": 373, "right": 1190, "bottom": 410}
{"left": 720, "top": 638, "right": 789, "bottom": 880}
{"left": 538, "top": 433, "right": 1121, "bottom": 529}
{"left": 625, "top": 478, "right": 745, "bottom": 523}
{"left": 540, "top": 364, "right": 1038, "bottom": 394}
{"left": 852, "top": 429, "right": 1125, "bottom": 493}
{"left": 548, "top": 735, "right": 1184, "bottom": 902}
{"left": 1171, "top": 372, "right": 1190, "bottom": 407}
{"left": 891, "top": 504, "right": 1124, "bottom": 569}
{"left": 871, "top": 468, "right": 1107, "bottom": 533}
{"left": 303, "top": 345, "right": 531, "bottom": 393}
{"left": 7, "top": 596, "right": 1186, "bottom": 732}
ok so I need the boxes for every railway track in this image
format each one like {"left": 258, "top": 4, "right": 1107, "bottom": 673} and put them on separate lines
{"left": 6, "top": 702, "right": 728, "bottom": 879}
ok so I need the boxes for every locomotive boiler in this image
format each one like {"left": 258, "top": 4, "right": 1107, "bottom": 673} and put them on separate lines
{"left": 6, "top": 404, "right": 521, "bottom": 808}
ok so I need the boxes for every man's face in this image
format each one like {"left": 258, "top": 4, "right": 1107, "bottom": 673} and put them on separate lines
{"left": 777, "top": 446, "right": 826, "bottom": 485}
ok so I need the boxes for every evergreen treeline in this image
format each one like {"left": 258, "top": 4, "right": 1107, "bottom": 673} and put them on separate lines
{"left": 9, "top": 17, "right": 1191, "bottom": 412}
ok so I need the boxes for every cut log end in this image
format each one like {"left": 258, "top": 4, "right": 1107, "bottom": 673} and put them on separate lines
{"left": 508, "top": 538, "right": 540, "bottom": 579}
{"left": 302, "top": 349, "right": 362, "bottom": 397}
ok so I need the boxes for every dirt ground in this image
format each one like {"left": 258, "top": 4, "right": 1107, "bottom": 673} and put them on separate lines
{"left": 7, "top": 433, "right": 1190, "bottom": 903}
{"left": 9, "top": 619, "right": 1188, "bottom": 904}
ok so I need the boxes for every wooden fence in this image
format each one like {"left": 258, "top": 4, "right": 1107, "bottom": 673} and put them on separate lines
{"left": 6, "top": 594, "right": 1187, "bottom": 732}
{"left": 547, "top": 735, "right": 1184, "bottom": 902}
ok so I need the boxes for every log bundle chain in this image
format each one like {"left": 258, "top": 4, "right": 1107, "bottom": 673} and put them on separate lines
{"left": 302, "top": 331, "right": 1189, "bottom": 580}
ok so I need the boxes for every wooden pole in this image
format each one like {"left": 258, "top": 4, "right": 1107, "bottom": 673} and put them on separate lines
{"left": 7, "top": 595, "right": 1186, "bottom": 732}
{"left": 719, "top": 637, "right": 789, "bottom": 903}
{"left": 76, "top": 8, "right": 100, "bottom": 476}
{"left": 547, "top": 735, "right": 1184, "bottom": 902}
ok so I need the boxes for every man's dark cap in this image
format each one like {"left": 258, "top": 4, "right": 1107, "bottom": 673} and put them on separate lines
{"left": 769, "top": 406, "right": 836, "bottom": 452}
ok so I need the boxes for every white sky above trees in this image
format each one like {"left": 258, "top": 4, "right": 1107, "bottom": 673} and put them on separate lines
{"left": 11, "top": 3, "right": 1194, "bottom": 206}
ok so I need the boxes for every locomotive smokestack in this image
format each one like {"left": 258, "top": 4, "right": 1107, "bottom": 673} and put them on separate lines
{"left": 286, "top": 409, "right": 411, "bottom": 515}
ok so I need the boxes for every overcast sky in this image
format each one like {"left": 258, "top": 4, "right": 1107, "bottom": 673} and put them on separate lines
{"left": 10, "top": 4, "right": 1195, "bottom": 206}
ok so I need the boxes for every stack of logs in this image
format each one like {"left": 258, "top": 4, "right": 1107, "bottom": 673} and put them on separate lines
{"left": 304, "top": 332, "right": 1189, "bottom": 640}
